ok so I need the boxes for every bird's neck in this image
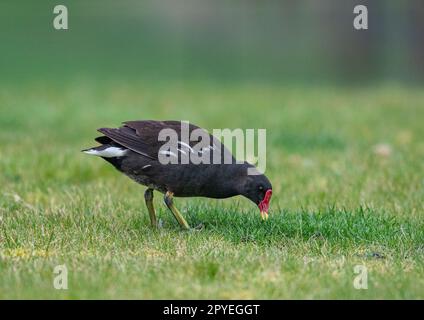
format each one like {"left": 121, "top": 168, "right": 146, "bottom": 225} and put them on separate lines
{"left": 221, "top": 162, "right": 253, "bottom": 196}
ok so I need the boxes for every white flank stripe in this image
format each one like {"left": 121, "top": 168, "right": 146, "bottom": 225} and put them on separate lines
{"left": 142, "top": 165, "right": 152, "bottom": 169}
{"left": 199, "top": 145, "right": 214, "bottom": 154}
{"left": 178, "top": 141, "right": 194, "bottom": 153}
{"left": 177, "top": 148, "right": 187, "bottom": 155}
{"left": 84, "top": 147, "right": 128, "bottom": 158}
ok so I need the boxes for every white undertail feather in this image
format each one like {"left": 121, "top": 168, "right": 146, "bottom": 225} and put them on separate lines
{"left": 84, "top": 147, "right": 128, "bottom": 158}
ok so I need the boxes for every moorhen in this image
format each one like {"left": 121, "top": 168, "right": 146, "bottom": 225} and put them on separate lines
{"left": 83, "top": 120, "right": 272, "bottom": 230}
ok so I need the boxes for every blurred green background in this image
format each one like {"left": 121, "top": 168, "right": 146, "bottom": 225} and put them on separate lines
{"left": 1, "top": 0, "right": 423, "bottom": 84}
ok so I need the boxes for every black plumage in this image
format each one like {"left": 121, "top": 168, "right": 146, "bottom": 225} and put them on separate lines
{"left": 83, "top": 120, "right": 272, "bottom": 229}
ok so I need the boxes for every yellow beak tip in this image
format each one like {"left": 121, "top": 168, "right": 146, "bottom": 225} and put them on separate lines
{"left": 260, "top": 212, "right": 269, "bottom": 221}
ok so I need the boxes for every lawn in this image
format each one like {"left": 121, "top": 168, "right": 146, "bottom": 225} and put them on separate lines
{"left": 0, "top": 80, "right": 423, "bottom": 299}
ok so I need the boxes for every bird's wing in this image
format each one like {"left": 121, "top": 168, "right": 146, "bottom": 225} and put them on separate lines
{"left": 95, "top": 136, "right": 112, "bottom": 144}
{"left": 97, "top": 126, "right": 157, "bottom": 160}
{"left": 98, "top": 120, "right": 235, "bottom": 162}
{"left": 123, "top": 120, "right": 203, "bottom": 145}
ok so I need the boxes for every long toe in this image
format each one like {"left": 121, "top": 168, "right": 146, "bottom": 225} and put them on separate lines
{"left": 190, "top": 223, "right": 204, "bottom": 232}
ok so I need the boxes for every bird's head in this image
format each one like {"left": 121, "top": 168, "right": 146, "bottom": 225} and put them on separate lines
{"left": 239, "top": 170, "right": 273, "bottom": 220}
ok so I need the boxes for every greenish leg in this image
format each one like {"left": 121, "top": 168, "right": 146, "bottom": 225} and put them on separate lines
{"left": 144, "top": 188, "right": 157, "bottom": 228}
{"left": 164, "top": 191, "right": 190, "bottom": 230}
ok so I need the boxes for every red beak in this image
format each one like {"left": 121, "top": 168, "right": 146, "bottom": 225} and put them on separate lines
{"left": 258, "top": 189, "right": 272, "bottom": 220}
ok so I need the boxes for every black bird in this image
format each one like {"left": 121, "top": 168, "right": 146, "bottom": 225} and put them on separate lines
{"left": 83, "top": 120, "right": 272, "bottom": 230}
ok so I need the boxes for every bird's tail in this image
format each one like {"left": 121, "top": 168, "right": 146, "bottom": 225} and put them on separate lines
{"left": 82, "top": 145, "right": 128, "bottom": 158}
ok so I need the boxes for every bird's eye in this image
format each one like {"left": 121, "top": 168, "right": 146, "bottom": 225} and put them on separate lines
{"left": 258, "top": 185, "right": 264, "bottom": 191}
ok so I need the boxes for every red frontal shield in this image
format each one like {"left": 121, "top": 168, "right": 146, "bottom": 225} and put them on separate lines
{"left": 258, "top": 189, "right": 272, "bottom": 214}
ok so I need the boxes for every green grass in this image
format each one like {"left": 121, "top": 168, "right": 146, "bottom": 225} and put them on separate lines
{"left": 0, "top": 80, "right": 423, "bottom": 299}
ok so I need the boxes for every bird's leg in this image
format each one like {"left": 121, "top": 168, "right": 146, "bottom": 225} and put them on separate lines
{"left": 164, "top": 191, "right": 190, "bottom": 230}
{"left": 144, "top": 188, "right": 157, "bottom": 228}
